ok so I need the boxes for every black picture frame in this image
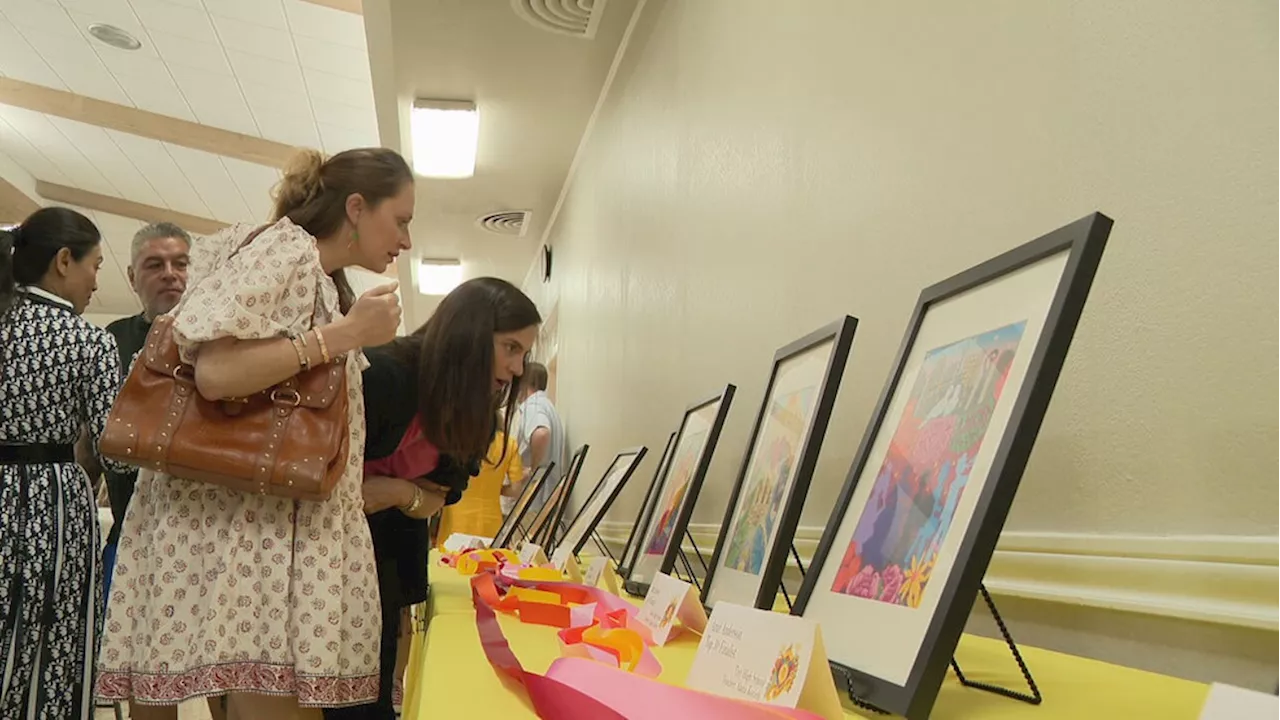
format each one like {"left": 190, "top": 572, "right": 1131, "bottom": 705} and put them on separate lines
{"left": 625, "top": 385, "right": 736, "bottom": 595}
{"left": 550, "top": 446, "right": 649, "bottom": 559}
{"left": 794, "top": 213, "right": 1112, "bottom": 719}
{"left": 491, "top": 463, "right": 554, "bottom": 549}
{"left": 618, "top": 431, "right": 677, "bottom": 579}
{"left": 525, "top": 444, "right": 589, "bottom": 550}
{"left": 701, "top": 316, "right": 858, "bottom": 610}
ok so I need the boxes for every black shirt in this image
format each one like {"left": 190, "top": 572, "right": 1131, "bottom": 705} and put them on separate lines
{"left": 102, "top": 313, "right": 151, "bottom": 547}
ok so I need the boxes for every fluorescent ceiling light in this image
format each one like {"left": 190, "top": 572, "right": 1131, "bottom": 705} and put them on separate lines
{"left": 411, "top": 100, "right": 478, "bottom": 178}
{"left": 416, "top": 259, "right": 463, "bottom": 296}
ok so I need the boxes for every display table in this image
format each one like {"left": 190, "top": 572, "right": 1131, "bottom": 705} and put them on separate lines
{"left": 402, "top": 558, "right": 1210, "bottom": 719}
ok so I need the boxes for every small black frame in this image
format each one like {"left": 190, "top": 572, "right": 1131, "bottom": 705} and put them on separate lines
{"left": 618, "top": 431, "right": 676, "bottom": 578}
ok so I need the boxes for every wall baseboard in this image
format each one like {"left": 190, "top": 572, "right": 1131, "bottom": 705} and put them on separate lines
{"left": 597, "top": 522, "right": 1278, "bottom": 631}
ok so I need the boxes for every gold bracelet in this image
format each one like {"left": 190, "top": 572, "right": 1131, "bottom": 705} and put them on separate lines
{"left": 400, "top": 485, "right": 423, "bottom": 515}
{"left": 288, "top": 333, "right": 310, "bottom": 371}
{"left": 314, "top": 328, "right": 331, "bottom": 364}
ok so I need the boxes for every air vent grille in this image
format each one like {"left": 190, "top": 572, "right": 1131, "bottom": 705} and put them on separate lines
{"left": 511, "top": 0, "right": 607, "bottom": 39}
{"left": 476, "top": 210, "right": 530, "bottom": 237}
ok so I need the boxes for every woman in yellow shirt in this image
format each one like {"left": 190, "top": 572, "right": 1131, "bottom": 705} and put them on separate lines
{"left": 438, "top": 431, "right": 523, "bottom": 543}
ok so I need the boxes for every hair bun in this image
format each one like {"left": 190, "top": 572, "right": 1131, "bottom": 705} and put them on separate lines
{"left": 273, "top": 149, "right": 327, "bottom": 220}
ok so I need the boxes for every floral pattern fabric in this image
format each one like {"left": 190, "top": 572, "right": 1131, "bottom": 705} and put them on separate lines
{"left": 95, "top": 219, "right": 380, "bottom": 708}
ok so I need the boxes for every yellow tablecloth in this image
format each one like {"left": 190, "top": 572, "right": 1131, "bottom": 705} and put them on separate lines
{"left": 403, "top": 558, "right": 1210, "bottom": 719}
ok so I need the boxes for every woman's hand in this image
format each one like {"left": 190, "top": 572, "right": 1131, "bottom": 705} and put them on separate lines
{"left": 362, "top": 475, "right": 415, "bottom": 515}
{"left": 341, "top": 282, "right": 402, "bottom": 347}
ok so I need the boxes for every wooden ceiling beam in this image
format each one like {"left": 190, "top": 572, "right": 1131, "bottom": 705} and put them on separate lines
{"left": 0, "top": 78, "right": 297, "bottom": 169}
{"left": 300, "top": 0, "right": 363, "bottom": 14}
{"left": 36, "top": 181, "right": 228, "bottom": 236}
{"left": 0, "top": 176, "right": 40, "bottom": 225}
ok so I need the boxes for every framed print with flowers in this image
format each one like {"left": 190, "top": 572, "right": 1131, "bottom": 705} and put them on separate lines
{"left": 701, "top": 316, "right": 858, "bottom": 610}
{"left": 626, "top": 385, "right": 736, "bottom": 595}
{"left": 618, "top": 432, "right": 676, "bottom": 579}
{"left": 794, "top": 213, "right": 1112, "bottom": 719}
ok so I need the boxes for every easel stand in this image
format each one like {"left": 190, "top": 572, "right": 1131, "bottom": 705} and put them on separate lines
{"left": 832, "top": 583, "right": 1042, "bottom": 715}
{"left": 779, "top": 542, "right": 807, "bottom": 611}
{"left": 675, "top": 528, "right": 710, "bottom": 591}
{"left": 590, "top": 529, "right": 617, "bottom": 562}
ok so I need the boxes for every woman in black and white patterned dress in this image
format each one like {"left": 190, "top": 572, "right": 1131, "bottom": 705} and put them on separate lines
{"left": 0, "top": 208, "right": 123, "bottom": 719}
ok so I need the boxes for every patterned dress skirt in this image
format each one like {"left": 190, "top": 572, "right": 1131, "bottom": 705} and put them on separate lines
{"left": 0, "top": 461, "right": 102, "bottom": 719}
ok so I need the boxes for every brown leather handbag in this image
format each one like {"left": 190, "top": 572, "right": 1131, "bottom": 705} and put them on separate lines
{"left": 99, "top": 315, "right": 350, "bottom": 502}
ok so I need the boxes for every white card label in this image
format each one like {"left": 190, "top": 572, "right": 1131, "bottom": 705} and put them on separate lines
{"left": 443, "top": 533, "right": 490, "bottom": 553}
{"left": 583, "top": 557, "right": 609, "bottom": 587}
{"left": 635, "top": 572, "right": 708, "bottom": 646}
{"left": 1198, "top": 682, "right": 1279, "bottom": 719}
{"left": 518, "top": 542, "right": 544, "bottom": 565}
{"left": 686, "top": 602, "right": 842, "bottom": 719}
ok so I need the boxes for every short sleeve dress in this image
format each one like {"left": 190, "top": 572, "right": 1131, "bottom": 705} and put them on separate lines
{"left": 95, "top": 219, "right": 381, "bottom": 708}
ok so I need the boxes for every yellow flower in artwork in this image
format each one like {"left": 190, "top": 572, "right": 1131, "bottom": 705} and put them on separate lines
{"left": 764, "top": 644, "right": 802, "bottom": 701}
{"left": 898, "top": 554, "right": 936, "bottom": 608}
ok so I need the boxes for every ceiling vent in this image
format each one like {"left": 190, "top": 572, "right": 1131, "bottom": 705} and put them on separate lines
{"left": 476, "top": 210, "right": 531, "bottom": 237}
{"left": 511, "top": 0, "right": 608, "bottom": 39}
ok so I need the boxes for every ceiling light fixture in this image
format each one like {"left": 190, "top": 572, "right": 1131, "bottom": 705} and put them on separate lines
{"left": 87, "top": 23, "right": 142, "bottom": 51}
{"left": 416, "top": 258, "right": 463, "bottom": 296}
{"left": 410, "top": 99, "right": 479, "bottom": 178}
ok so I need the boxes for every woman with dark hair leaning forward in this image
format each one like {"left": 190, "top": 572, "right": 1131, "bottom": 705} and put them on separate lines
{"left": 96, "top": 148, "right": 411, "bottom": 720}
{"left": 326, "top": 277, "right": 542, "bottom": 720}
{"left": 0, "top": 207, "right": 128, "bottom": 718}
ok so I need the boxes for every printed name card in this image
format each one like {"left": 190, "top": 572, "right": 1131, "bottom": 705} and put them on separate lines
{"left": 518, "top": 542, "right": 548, "bottom": 566}
{"left": 635, "top": 572, "right": 708, "bottom": 646}
{"left": 1198, "top": 683, "right": 1279, "bottom": 719}
{"left": 685, "top": 602, "right": 842, "bottom": 720}
{"left": 583, "top": 557, "right": 619, "bottom": 594}
{"left": 442, "top": 533, "right": 491, "bottom": 553}
{"left": 551, "top": 548, "right": 584, "bottom": 583}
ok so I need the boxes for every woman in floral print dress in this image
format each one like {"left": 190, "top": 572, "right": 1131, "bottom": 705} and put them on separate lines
{"left": 96, "top": 148, "right": 413, "bottom": 720}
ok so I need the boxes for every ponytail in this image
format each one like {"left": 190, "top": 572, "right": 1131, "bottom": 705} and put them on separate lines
{"left": 0, "top": 208, "right": 101, "bottom": 321}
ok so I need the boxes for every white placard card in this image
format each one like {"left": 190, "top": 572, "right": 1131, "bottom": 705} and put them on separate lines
{"left": 518, "top": 542, "right": 547, "bottom": 566}
{"left": 442, "top": 533, "right": 491, "bottom": 553}
{"left": 635, "top": 572, "right": 708, "bottom": 646}
{"left": 686, "top": 602, "right": 842, "bottom": 720}
{"left": 1198, "top": 683, "right": 1279, "bottom": 719}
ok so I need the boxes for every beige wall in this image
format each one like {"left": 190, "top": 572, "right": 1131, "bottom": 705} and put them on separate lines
{"left": 532, "top": 0, "right": 1277, "bottom": 689}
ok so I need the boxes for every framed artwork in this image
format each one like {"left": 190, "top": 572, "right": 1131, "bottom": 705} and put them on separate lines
{"left": 626, "top": 385, "right": 736, "bottom": 594}
{"left": 702, "top": 316, "right": 859, "bottom": 610}
{"left": 794, "top": 213, "right": 1112, "bottom": 719}
{"left": 523, "top": 444, "right": 589, "bottom": 550}
{"left": 550, "top": 446, "right": 649, "bottom": 560}
{"left": 491, "top": 463, "right": 554, "bottom": 550}
{"left": 618, "top": 432, "right": 677, "bottom": 579}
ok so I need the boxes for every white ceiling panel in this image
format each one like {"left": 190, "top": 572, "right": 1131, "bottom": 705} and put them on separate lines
{"left": 251, "top": 107, "right": 321, "bottom": 149}
{"left": 294, "top": 35, "right": 370, "bottom": 82}
{"left": 317, "top": 122, "right": 375, "bottom": 156}
{"left": 149, "top": 32, "right": 232, "bottom": 75}
{"left": 0, "top": 104, "right": 116, "bottom": 195}
{"left": 167, "top": 64, "right": 258, "bottom": 136}
{"left": 311, "top": 100, "right": 376, "bottom": 136}
{"left": 105, "top": 129, "right": 211, "bottom": 217}
{"left": 225, "top": 49, "right": 306, "bottom": 94}
{"left": 206, "top": 0, "right": 288, "bottom": 30}
{"left": 1, "top": 0, "right": 80, "bottom": 38}
{"left": 22, "top": 27, "right": 132, "bottom": 105}
{"left": 0, "top": 20, "right": 66, "bottom": 88}
{"left": 302, "top": 67, "right": 374, "bottom": 109}
{"left": 284, "top": 0, "right": 365, "bottom": 49}
{"left": 110, "top": 68, "right": 196, "bottom": 121}
{"left": 129, "top": 0, "right": 218, "bottom": 45}
{"left": 211, "top": 15, "right": 296, "bottom": 64}
{"left": 0, "top": 114, "right": 71, "bottom": 184}
{"left": 45, "top": 116, "right": 165, "bottom": 207}
{"left": 220, "top": 156, "right": 279, "bottom": 223}
{"left": 163, "top": 144, "right": 254, "bottom": 222}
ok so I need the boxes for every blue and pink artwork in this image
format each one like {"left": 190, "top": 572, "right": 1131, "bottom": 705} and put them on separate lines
{"left": 831, "top": 322, "right": 1026, "bottom": 608}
